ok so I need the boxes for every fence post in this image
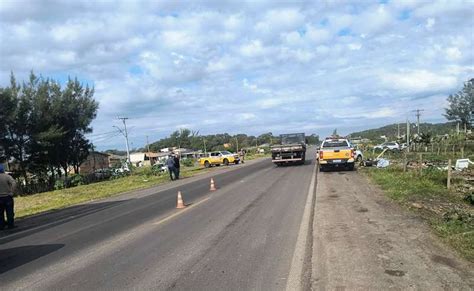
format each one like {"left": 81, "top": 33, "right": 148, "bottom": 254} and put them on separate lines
{"left": 403, "top": 150, "right": 407, "bottom": 172}
{"left": 418, "top": 153, "right": 423, "bottom": 175}
{"left": 447, "top": 159, "right": 452, "bottom": 190}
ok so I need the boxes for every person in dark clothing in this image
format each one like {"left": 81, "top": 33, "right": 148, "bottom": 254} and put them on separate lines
{"left": 166, "top": 155, "right": 176, "bottom": 181}
{"left": 0, "top": 164, "right": 16, "bottom": 229}
{"left": 173, "top": 154, "right": 180, "bottom": 180}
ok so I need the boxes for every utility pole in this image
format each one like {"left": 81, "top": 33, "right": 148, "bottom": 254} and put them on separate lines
{"left": 413, "top": 109, "right": 424, "bottom": 135}
{"left": 203, "top": 138, "right": 207, "bottom": 154}
{"left": 115, "top": 117, "right": 130, "bottom": 164}
{"left": 397, "top": 123, "right": 400, "bottom": 138}
{"left": 235, "top": 137, "right": 239, "bottom": 153}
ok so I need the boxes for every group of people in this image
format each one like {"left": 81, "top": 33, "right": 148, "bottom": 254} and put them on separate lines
{"left": 166, "top": 153, "right": 181, "bottom": 181}
{"left": 0, "top": 164, "right": 16, "bottom": 229}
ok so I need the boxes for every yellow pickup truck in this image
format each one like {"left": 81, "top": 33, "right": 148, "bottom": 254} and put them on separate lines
{"left": 198, "top": 151, "right": 240, "bottom": 168}
{"left": 318, "top": 138, "right": 355, "bottom": 171}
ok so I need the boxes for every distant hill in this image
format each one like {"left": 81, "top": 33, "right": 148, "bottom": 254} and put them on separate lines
{"left": 349, "top": 122, "right": 458, "bottom": 141}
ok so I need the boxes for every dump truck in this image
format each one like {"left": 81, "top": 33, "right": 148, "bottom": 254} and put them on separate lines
{"left": 318, "top": 137, "right": 355, "bottom": 171}
{"left": 271, "top": 133, "right": 306, "bottom": 166}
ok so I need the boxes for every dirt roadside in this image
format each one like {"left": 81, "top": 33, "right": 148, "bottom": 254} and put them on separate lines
{"left": 311, "top": 169, "right": 474, "bottom": 290}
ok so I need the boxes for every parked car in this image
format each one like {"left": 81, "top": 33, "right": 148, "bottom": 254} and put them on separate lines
{"left": 374, "top": 142, "right": 400, "bottom": 151}
{"left": 198, "top": 151, "right": 240, "bottom": 168}
{"left": 349, "top": 144, "right": 364, "bottom": 163}
{"left": 400, "top": 143, "right": 408, "bottom": 150}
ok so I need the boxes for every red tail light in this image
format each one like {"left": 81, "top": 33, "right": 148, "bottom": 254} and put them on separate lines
{"left": 351, "top": 149, "right": 355, "bottom": 158}
{"left": 319, "top": 151, "right": 323, "bottom": 159}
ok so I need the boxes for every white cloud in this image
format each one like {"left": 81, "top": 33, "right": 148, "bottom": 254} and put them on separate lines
{"left": 1, "top": 0, "right": 472, "bottom": 149}
{"left": 445, "top": 47, "right": 462, "bottom": 61}
{"left": 380, "top": 70, "right": 457, "bottom": 92}
{"left": 425, "top": 17, "right": 435, "bottom": 30}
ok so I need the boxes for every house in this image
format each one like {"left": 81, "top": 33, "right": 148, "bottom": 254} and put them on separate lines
{"left": 108, "top": 154, "right": 126, "bottom": 168}
{"left": 130, "top": 152, "right": 167, "bottom": 167}
{"left": 79, "top": 152, "right": 110, "bottom": 174}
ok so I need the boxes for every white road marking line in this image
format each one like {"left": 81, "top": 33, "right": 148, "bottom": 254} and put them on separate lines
{"left": 286, "top": 161, "right": 317, "bottom": 290}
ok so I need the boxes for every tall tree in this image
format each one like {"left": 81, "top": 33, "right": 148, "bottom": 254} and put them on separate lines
{"left": 444, "top": 78, "right": 474, "bottom": 130}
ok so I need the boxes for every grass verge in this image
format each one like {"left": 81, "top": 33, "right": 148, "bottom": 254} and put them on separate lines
{"left": 15, "top": 165, "right": 207, "bottom": 219}
{"left": 363, "top": 166, "right": 474, "bottom": 262}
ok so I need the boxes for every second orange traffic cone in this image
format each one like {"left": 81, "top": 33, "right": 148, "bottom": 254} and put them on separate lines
{"left": 210, "top": 178, "right": 217, "bottom": 191}
{"left": 176, "top": 191, "right": 186, "bottom": 209}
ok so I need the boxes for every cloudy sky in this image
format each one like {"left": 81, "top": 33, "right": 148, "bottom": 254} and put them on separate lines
{"left": 1, "top": 0, "right": 473, "bottom": 150}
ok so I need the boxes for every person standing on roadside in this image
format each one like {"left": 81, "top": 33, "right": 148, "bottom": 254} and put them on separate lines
{"left": 166, "top": 155, "right": 176, "bottom": 181}
{"left": 0, "top": 164, "right": 16, "bottom": 229}
{"left": 239, "top": 148, "right": 246, "bottom": 164}
{"left": 173, "top": 153, "right": 180, "bottom": 180}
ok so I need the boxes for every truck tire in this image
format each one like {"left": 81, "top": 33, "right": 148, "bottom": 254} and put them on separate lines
{"left": 204, "top": 161, "right": 210, "bottom": 168}
{"left": 223, "top": 159, "right": 229, "bottom": 166}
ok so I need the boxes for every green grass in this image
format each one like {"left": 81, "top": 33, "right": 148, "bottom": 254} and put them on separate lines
{"left": 15, "top": 166, "right": 207, "bottom": 219}
{"left": 364, "top": 166, "right": 474, "bottom": 261}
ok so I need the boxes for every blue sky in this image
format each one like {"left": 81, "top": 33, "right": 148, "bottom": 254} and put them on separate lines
{"left": 0, "top": 0, "right": 473, "bottom": 150}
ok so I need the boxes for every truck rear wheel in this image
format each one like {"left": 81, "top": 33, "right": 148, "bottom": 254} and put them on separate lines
{"left": 223, "top": 158, "right": 229, "bottom": 166}
{"left": 204, "top": 161, "right": 210, "bottom": 168}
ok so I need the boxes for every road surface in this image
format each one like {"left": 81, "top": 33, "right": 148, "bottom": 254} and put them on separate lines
{"left": 1, "top": 147, "right": 473, "bottom": 290}
{"left": 0, "top": 151, "right": 316, "bottom": 290}
{"left": 313, "top": 168, "right": 474, "bottom": 290}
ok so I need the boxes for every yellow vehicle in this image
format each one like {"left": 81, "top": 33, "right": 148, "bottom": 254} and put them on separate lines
{"left": 199, "top": 151, "right": 240, "bottom": 168}
{"left": 318, "top": 138, "right": 355, "bottom": 171}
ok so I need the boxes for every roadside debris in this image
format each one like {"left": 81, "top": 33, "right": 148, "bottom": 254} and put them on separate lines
{"left": 376, "top": 159, "right": 390, "bottom": 168}
{"left": 455, "top": 159, "right": 474, "bottom": 171}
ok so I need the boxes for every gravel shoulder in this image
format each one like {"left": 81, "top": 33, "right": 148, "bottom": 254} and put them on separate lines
{"left": 312, "top": 169, "right": 474, "bottom": 290}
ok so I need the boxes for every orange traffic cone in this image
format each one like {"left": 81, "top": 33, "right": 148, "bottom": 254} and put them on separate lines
{"left": 210, "top": 178, "right": 217, "bottom": 191}
{"left": 176, "top": 191, "right": 186, "bottom": 209}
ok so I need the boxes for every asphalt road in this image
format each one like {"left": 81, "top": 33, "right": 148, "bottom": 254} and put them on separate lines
{"left": 0, "top": 150, "right": 316, "bottom": 290}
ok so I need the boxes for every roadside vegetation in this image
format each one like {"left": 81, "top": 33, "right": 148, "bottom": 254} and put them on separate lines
{"left": 362, "top": 157, "right": 473, "bottom": 262}
{"left": 14, "top": 164, "right": 208, "bottom": 218}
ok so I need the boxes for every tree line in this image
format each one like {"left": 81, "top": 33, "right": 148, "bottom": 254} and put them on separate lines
{"left": 0, "top": 72, "right": 98, "bottom": 185}
{"left": 147, "top": 129, "right": 320, "bottom": 153}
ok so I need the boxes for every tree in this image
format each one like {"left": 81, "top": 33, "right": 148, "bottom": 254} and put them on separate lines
{"left": 444, "top": 78, "right": 474, "bottom": 130}
{"left": 0, "top": 72, "right": 98, "bottom": 184}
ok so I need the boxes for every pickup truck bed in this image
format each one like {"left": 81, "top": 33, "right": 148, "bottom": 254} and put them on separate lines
{"left": 318, "top": 139, "right": 355, "bottom": 171}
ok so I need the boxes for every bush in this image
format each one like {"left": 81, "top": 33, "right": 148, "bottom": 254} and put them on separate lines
{"left": 182, "top": 158, "right": 194, "bottom": 167}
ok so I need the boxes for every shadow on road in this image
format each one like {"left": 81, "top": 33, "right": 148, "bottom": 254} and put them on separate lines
{"left": 274, "top": 158, "right": 314, "bottom": 167}
{"left": 0, "top": 244, "right": 65, "bottom": 274}
{"left": 0, "top": 200, "right": 128, "bottom": 244}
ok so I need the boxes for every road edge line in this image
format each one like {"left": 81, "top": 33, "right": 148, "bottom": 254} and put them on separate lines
{"left": 286, "top": 160, "right": 317, "bottom": 290}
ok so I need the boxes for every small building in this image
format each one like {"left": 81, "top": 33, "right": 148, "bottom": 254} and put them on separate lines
{"left": 79, "top": 152, "right": 110, "bottom": 174}
{"left": 108, "top": 154, "right": 126, "bottom": 168}
{"left": 130, "top": 152, "right": 167, "bottom": 167}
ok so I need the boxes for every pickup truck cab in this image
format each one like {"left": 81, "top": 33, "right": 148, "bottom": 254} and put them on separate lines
{"left": 318, "top": 138, "right": 355, "bottom": 171}
{"left": 199, "top": 151, "right": 240, "bottom": 168}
